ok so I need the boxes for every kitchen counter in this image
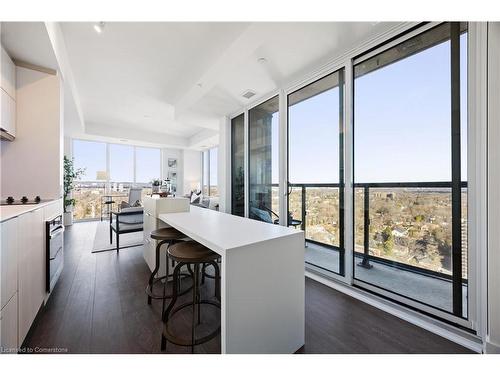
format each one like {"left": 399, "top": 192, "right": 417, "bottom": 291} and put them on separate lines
{"left": 0, "top": 199, "right": 61, "bottom": 222}
{"left": 159, "top": 205, "right": 305, "bottom": 354}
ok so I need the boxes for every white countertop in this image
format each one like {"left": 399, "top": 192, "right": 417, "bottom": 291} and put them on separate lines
{"left": 159, "top": 205, "right": 303, "bottom": 254}
{"left": 0, "top": 199, "right": 60, "bottom": 222}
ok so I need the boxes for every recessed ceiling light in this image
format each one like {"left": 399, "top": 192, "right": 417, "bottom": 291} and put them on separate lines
{"left": 257, "top": 57, "right": 267, "bottom": 64}
{"left": 94, "top": 22, "right": 105, "bottom": 34}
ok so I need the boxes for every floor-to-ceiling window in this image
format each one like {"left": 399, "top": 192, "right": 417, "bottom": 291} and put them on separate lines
{"left": 109, "top": 144, "right": 134, "bottom": 192}
{"left": 202, "top": 150, "right": 209, "bottom": 196}
{"left": 136, "top": 146, "right": 161, "bottom": 199}
{"left": 202, "top": 146, "right": 219, "bottom": 197}
{"left": 72, "top": 140, "right": 107, "bottom": 221}
{"left": 72, "top": 139, "right": 162, "bottom": 221}
{"left": 209, "top": 147, "right": 218, "bottom": 196}
{"left": 231, "top": 114, "right": 245, "bottom": 217}
{"left": 248, "top": 96, "right": 280, "bottom": 223}
{"left": 288, "top": 69, "right": 345, "bottom": 275}
{"left": 353, "top": 22, "right": 468, "bottom": 320}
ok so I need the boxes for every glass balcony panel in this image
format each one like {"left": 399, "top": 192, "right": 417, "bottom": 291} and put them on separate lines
{"left": 287, "top": 187, "right": 303, "bottom": 228}
{"left": 304, "top": 187, "right": 340, "bottom": 248}
{"left": 353, "top": 186, "right": 468, "bottom": 316}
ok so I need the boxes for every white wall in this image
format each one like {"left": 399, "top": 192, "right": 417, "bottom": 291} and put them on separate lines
{"left": 182, "top": 149, "right": 202, "bottom": 196}
{"left": 487, "top": 21, "right": 500, "bottom": 354}
{"left": 1, "top": 66, "right": 62, "bottom": 199}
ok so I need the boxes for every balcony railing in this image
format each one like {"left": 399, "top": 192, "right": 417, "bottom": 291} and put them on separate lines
{"left": 281, "top": 181, "right": 467, "bottom": 282}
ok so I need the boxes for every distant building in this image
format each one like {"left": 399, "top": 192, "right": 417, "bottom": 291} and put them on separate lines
{"left": 392, "top": 227, "right": 408, "bottom": 238}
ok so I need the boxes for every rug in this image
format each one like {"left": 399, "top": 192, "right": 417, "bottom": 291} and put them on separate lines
{"left": 92, "top": 221, "right": 144, "bottom": 253}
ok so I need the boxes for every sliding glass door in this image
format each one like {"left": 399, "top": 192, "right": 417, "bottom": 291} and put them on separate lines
{"left": 353, "top": 23, "right": 468, "bottom": 319}
{"left": 231, "top": 114, "right": 245, "bottom": 216}
{"left": 248, "top": 96, "right": 280, "bottom": 223}
{"left": 287, "top": 70, "right": 345, "bottom": 275}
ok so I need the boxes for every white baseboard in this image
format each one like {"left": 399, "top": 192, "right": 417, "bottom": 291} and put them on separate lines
{"left": 484, "top": 339, "right": 500, "bottom": 354}
{"left": 305, "top": 270, "right": 484, "bottom": 353}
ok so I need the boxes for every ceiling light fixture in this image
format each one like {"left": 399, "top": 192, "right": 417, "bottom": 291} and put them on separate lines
{"left": 257, "top": 57, "right": 267, "bottom": 64}
{"left": 93, "top": 22, "right": 105, "bottom": 34}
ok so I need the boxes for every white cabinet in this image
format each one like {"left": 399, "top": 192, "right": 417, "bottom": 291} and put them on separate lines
{"left": 0, "top": 293, "right": 18, "bottom": 353}
{"left": 0, "top": 217, "right": 19, "bottom": 354}
{"left": 17, "top": 208, "right": 45, "bottom": 345}
{"left": 1, "top": 45, "right": 16, "bottom": 138}
{"left": 143, "top": 197, "right": 190, "bottom": 276}
{"left": 1, "top": 218, "right": 18, "bottom": 310}
{"left": 1, "top": 88, "right": 16, "bottom": 137}
{"left": 1, "top": 46, "right": 16, "bottom": 99}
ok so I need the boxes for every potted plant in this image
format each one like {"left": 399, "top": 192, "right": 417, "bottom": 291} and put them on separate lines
{"left": 63, "top": 156, "right": 85, "bottom": 226}
{"left": 151, "top": 178, "right": 161, "bottom": 193}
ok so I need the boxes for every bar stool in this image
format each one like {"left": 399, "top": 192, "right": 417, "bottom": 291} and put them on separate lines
{"left": 161, "top": 240, "right": 221, "bottom": 353}
{"left": 146, "top": 227, "right": 191, "bottom": 315}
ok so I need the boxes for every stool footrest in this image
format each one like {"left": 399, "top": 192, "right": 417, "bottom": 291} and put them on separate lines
{"left": 163, "top": 300, "right": 221, "bottom": 347}
{"left": 145, "top": 273, "right": 192, "bottom": 299}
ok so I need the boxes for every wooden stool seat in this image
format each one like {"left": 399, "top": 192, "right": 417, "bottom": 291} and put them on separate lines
{"left": 150, "top": 227, "right": 184, "bottom": 241}
{"left": 167, "top": 241, "right": 219, "bottom": 263}
{"left": 146, "top": 227, "right": 189, "bottom": 306}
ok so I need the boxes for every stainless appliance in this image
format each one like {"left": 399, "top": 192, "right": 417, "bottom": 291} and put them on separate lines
{"left": 46, "top": 215, "right": 64, "bottom": 293}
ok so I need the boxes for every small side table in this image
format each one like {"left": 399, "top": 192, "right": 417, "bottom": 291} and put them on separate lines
{"left": 101, "top": 197, "right": 115, "bottom": 221}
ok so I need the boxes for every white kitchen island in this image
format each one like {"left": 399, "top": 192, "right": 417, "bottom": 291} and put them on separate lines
{"left": 159, "top": 205, "right": 305, "bottom": 354}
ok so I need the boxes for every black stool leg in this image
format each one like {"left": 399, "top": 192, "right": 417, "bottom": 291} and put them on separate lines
{"left": 191, "top": 263, "right": 200, "bottom": 353}
{"left": 209, "top": 260, "right": 221, "bottom": 301}
{"left": 201, "top": 263, "right": 206, "bottom": 285}
{"left": 161, "top": 261, "right": 182, "bottom": 350}
{"left": 147, "top": 240, "right": 166, "bottom": 305}
{"left": 161, "top": 240, "right": 171, "bottom": 320}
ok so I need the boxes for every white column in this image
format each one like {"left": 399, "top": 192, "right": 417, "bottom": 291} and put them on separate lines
{"left": 218, "top": 116, "right": 231, "bottom": 213}
{"left": 487, "top": 21, "right": 500, "bottom": 354}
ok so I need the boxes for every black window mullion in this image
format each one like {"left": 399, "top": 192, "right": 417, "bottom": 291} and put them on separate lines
{"left": 338, "top": 69, "right": 345, "bottom": 276}
{"left": 450, "top": 22, "right": 463, "bottom": 317}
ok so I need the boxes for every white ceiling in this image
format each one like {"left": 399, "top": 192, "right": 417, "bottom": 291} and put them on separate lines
{"left": 1, "top": 22, "right": 58, "bottom": 70}
{"left": 2, "top": 22, "right": 398, "bottom": 149}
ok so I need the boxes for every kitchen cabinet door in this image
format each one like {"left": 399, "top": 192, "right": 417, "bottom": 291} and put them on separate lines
{"left": 1, "top": 217, "right": 18, "bottom": 310}
{"left": 31, "top": 208, "right": 45, "bottom": 309}
{"left": 1, "top": 88, "right": 16, "bottom": 137}
{"left": 0, "top": 292, "right": 18, "bottom": 353}
{"left": 17, "top": 208, "right": 45, "bottom": 345}
{"left": 1, "top": 46, "right": 16, "bottom": 99}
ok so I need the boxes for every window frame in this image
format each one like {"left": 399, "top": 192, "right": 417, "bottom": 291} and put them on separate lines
{"left": 351, "top": 22, "right": 471, "bottom": 326}
{"left": 201, "top": 146, "right": 219, "bottom": 197}
{"left": 286, "top": 69, "right": 346, "bottom": 276}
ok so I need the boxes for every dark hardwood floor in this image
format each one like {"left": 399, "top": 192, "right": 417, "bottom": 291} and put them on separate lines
{"left": 22, "top": 221, "right": 472, "bottom": 354}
